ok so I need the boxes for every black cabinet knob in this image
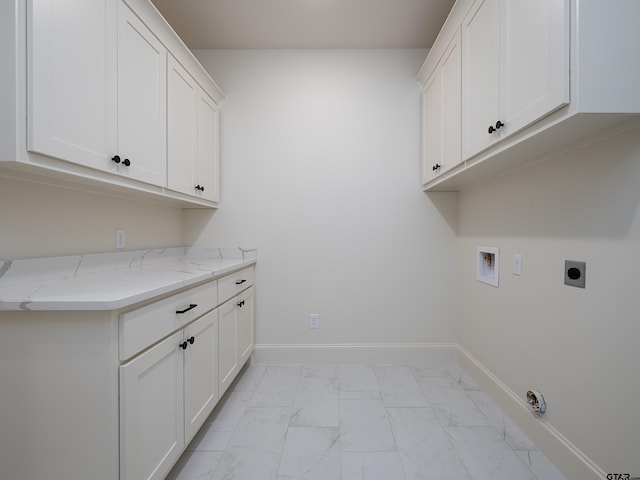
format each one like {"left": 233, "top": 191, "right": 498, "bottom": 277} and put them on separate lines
{"left": 188, "top": 336, "right": 195, "bottom": 345}
{"left": 235, "top": 279, "right": 247, "bottom": 285}
{"left": 432, "top": 163, "right": 441, "bottom": 171}
{"left": 122, "top": 158, "right": 131, "bottom": 167}
{"left": 111, "top": 155, "right": 121, "bottom": 164}
{"left": 195, "top": 185, "right": 205, "bottom": 192}
{"left": 180, "top": 341, "right": 188, "bottom": 350}
{"left": 237, "top": 300, "right": 245, "bottom": 308}
{"left": 489, "top": 121, "right": 504, "bottom": 134}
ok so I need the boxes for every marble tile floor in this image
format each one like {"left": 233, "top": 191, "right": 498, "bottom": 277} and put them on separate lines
{"left": 167, "top": 363, "right": 566, "bottom": 480}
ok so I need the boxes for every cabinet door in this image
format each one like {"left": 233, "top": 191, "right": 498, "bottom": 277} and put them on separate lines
{"left": 120, "top": 331, "right": 184, "bottom": 480}
{"left": 196, "top": 89, "right": 220, "bottom": 202}
{"left": 500, "top": 0, "right": 569, "bottom": 137}
{"left": 440, "top": 30, "right": 462, "bottom": 174}
{"left": 462, "top": 0, "right": 500, "bottom": 160}
{"left": 237, "top": 287, "right": 255, "bottom": 366}
{"left": 218, "top": 298, "right": 238, "bottom": 396}
{"left": 422, "top": 30, "right": 461, "bottom": 185}
{"left": 421, "top": 70, "right": 442, "bottom": 184}
{"left": 167, "top": 54, "right": 197, "bottom": 196}
{"left": 184, "top": 309, "right": 219, "bottom": 443}
{"left": 28, "top": 0, "right": 117, "bottom": 172}
{"left": 117, "top": 0, "right": 167, "bottom": 186}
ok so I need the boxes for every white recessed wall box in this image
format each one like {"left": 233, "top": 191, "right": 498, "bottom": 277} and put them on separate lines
{"left": 477, "top": 246, "right": 499, "bottom": 287}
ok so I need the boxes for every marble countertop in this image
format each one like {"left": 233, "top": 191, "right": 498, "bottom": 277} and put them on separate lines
{"left": 0, "top": 247, "right": 256, "bottom": 311}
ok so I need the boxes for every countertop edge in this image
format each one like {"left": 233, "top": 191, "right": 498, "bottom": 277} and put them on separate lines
{"left": 0, "top": 251, "right": 256, "bottom": 312}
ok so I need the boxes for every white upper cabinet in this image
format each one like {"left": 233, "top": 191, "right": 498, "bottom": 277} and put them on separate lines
{"left": 167, "top": 55, "right": 220, "bottom": 202}
{"left": 499, "top": 0, "right": 569, "bottom": 139}
{"left": 418, "top": 0, "right": 640, "bottom": 191}
{"left": 462, "top": 0, "right": 569, "bottom": 160}
{"left": 196, "top": 89, "right": 220, "bottom": 203}
{"left": 3, "top": 0, "right": 223, "bottom": 207}
{"left": 27, "top": 0, "right": 117, "bottom": 173}
{"left": 167, "top": 54, "right": 198, "bottom": 196}
{"left": 461, "top": 0, "right": 501, "bottom": 159}
{"left": 422, "top": 29, "right": 461, "bottom": 184}
{"left": 117, "top": 0, "right": 167, "bottom": 186}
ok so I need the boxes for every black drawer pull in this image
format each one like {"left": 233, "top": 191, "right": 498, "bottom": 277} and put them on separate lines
{"left": 187, "top": 336, "right": 195, "bottom": 345}
{"left": 179, "top": 341, "right": 188, "bottom": 350}
{"left": 176, "top": 303, "right": 198, "bottom": 314}
{"left": 235, "top": 279, "right": 247, "bottom": 285}
{"left": 237, "top": 300, "right": 245, "bottom": 308}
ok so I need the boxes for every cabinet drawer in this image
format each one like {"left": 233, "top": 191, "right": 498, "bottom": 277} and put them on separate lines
{"left": 119, "top": 281, "right": 218, "bottom": 361}
{"left": 218, "top": 267, "right": 254, "bottom": 304}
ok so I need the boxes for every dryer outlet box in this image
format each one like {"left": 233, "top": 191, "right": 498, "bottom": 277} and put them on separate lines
{"left": 564, "top": 260, "right": 586, "bottom": 288}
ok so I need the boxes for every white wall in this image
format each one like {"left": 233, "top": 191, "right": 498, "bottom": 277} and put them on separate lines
{"left": 0, "top": 176, "right": 185, "bottom": 259}
{"left": 456, "top": 124, "right": 640, "bottom": 475}
{"left": 188, "top": 50, "right": 458, "bottom": 356}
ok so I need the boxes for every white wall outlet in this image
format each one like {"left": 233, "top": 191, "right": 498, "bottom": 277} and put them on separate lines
{"left": 309, "top": 313, "right": 319, "bottom": 329}
{"left": 513, "top": 254, "right": 522, "bottom": 275}
{"left": 115, "top": 229, "right": 125, "bottom": 249}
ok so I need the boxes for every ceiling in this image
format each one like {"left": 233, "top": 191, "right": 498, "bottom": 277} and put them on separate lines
{"left": 150, "top": 0, "right": 455, "bottom": 50}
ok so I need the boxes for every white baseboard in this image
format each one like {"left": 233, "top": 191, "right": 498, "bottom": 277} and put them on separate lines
{"left": 252, "top": 343, "right": 457, "bottom": 364}
{"left": 456, "top": 345, "right": 605, "bottom": 480}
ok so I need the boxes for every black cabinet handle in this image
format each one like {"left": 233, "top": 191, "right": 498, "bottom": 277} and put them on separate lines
{"left": 195, "top": 185, "right": 205, "bottom": 192}
{"left": 237, "top": 300, "right": 245, "bottom": 308}
{"left": 488, "top": 125, "right": 495, "bottom": 134}
{"left": 187, "top": 336, "right": 195, "bottom": 345}
{"left": 176, "top": 303, "right": 198, "bottom": 314}
{"left": 432, "top": 164, "right": 441, "bottom": 171}
{"left": 179, "top": 341, "right": 188, "bottom": 350}
{"left": 122, "top": 158, "right": 131, "bottom": 167}
{"left": 235, "top": 279, "right": 247, "bottom": 285}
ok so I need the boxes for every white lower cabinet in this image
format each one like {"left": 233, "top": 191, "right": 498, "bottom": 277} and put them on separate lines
{"left": 184, "top": 311, "right": 219, "bottom": 443}
{"left": 0, "top": 264, "right": 255, "bottom": 480}
{"left": 237, "top": 286, "right": 255, "bottom": 367}
{"left": 218, "top": 298, "right": 239, "bottom": 397}
{"left": 120, "top": 308, "right": 219, "bottom": 480}
{"left": 219, "top": 285, "right": 255, "bottom": 396}
{"left": 120, "top": 331, "right": 185, "bottom": 480}
{"left": 119, "top": 267, "right": 254, "bottom": 480}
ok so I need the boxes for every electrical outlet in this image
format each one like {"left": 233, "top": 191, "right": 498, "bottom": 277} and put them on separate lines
{"left": 115, "top": 229, "right": 125, "bottom": 249}
{"left": 309, "top": 313, "right": 319, "bottom": 329}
